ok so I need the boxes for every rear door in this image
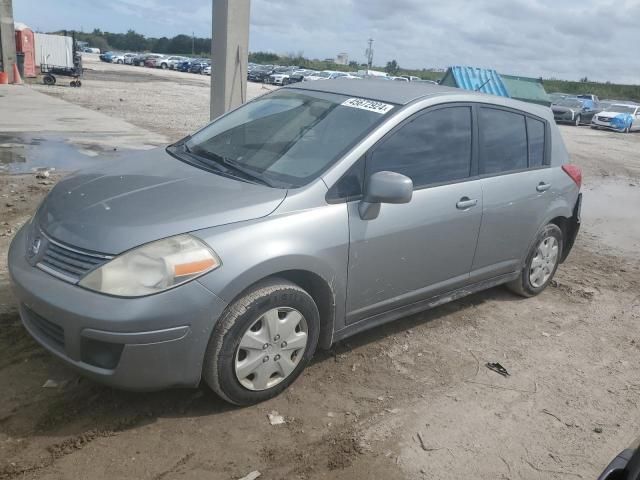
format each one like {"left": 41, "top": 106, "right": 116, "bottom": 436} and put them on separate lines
{"left": 345, "top": 104, "right": 483, "bottom": 324}
{"left": 470, "top": 106, "right": 554, "bottom": 281}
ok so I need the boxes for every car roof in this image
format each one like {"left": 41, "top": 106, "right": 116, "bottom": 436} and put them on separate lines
{"left": 287, "top": 78, "right": 475, "bottom": 105}
{"left": 285, "top": 79, "right": 553, "bottom": 118}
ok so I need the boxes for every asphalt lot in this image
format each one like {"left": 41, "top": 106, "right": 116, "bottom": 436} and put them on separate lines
{"left": 0, "top": 56, "right": 639, "bottom": 480}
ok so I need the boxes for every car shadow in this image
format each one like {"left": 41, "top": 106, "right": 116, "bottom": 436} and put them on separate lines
{"left": 2, "top": 285, "right": 522, "bottom": 442}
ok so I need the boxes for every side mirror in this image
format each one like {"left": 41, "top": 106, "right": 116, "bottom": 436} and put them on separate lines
{"left": 359, "top": 171, "right": 413, "bottom": 220}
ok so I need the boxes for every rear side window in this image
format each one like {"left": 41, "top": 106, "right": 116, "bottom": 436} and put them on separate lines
{"left": 368, "top": 106, "right": 472, "bottom": 188}
{"left": 479, "top": 108, "right": 527, "bottom": 174}
{"left": 527, "top": 117, "right": 545, "bottom": 167}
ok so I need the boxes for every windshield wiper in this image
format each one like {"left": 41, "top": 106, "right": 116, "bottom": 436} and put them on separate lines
{"left": 221, "top": 157, "right": 274, "bottom": 187}
{"left": 187, "top": 149, "right": 273, "bottom": 187}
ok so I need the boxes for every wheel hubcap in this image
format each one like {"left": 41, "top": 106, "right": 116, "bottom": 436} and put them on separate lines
{"left": 234, "top": 307, "right": 308, "bottom": 391}
{"left": 529, "top": 236, "right": 559, "bottom": 288}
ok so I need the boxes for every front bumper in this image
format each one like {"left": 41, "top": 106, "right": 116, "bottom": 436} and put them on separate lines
{"left": 553, "top": 111, "right": 576, "bottom": 123}
{"left": 8, "top": 225, "right": 228, "bottom": 391}
{"left": 591, "top": 117, "right": 622, "bottom": 131}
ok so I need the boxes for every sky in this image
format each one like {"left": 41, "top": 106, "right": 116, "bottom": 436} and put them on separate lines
{"left": 13, "top": 0, "right": 640, "bottom": 84}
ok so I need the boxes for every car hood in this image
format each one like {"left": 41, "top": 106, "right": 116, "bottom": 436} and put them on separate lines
{"left": 36, "top": 148, "right": 287, "bottom": 255}
{"left": 599, "top": 110, "right": 631, "bottom": 117}
{"left": 552, "top": 106, "right": 577, "bottom": 114}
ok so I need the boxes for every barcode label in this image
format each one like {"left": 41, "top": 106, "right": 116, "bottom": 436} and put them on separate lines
{"left": 341, "top": 98, "right": 394, "bottom": 114}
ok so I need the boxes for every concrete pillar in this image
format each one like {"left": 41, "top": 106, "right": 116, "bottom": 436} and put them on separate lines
{"left": 210, "top": 0, "right": 250, "bottom": 120}
{"left": 0, "top": 0, "right": 17, "bottom": 82}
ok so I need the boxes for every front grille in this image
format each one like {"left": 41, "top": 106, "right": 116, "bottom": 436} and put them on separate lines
{"left": 24, "top": 306, "right": 65, "bottom": 349}
{"left": 597, "top": 116, "right": 611, "bottom": 123}
{"left": 37, "top": 235, "right": 111, "bottom": 283}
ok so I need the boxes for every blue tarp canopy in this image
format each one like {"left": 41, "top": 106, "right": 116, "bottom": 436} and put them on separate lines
{"left": 440, "top": 66, "right": 509, "bottom": 97}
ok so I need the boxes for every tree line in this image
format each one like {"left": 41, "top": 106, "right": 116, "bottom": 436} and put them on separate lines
{"left": 64, "top": 29, "right": 212, "bottom": 56}
{"left": 53, "top": 29, "right": 640, "bottom": 101}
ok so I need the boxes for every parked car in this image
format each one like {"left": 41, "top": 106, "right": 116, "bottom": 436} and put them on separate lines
{"left": 303, "top": 70, "right": 353, "bottom": 81}
{"left": 552, "top": 97, "right": 598, "bottom": 126}
{"left": 203, "top": 65, "right": 211, "bottom": 76}
{"left": 157, "top": 56, "right": 187, "bottom": 70}
{"left": 9, "top": 82, "right": 581, "bottom": 405}
{"left": 139, "top": 54, "right": 163, "bottom": 68}
{"left": 144, "top": 55, "right": 167, "bottom": 68}
{"left": 122, "top": 53, "right": 137, "bottom": 65}
{"left": 190, "top": 60, "right": 210, "bottom": 74}
{"left": 577, "top": 94, "right": 600, "bottom": 103}
{"left": 598, "top": 437, "right": 640, "bottom": 480}
{"left": 99, "top": 51, "right": 116, "bottom": 62}
{"left": 132, "top": 54, "right": 153, "bottom": 66}
{"left": 287, "top": 69, "right": 316, "bottom": 84}
{"left": 177, "top": 59, "right": 194, "bottom": 72}
{"left": 591, "top": 103, "right": 640, "bottom": 133}
{"left": 248, "top": 66, "right": 274, "bottom": 82}
{"left": 111, "top": 53, "right": 135, "bottom": 64}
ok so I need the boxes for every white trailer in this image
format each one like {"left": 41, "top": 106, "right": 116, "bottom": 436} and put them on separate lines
{"left": 34, "top": 33, "right": 73, "bottom": 67}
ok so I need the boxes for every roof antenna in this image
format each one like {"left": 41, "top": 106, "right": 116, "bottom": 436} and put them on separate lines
{"left": 475, "top": 78, "right": 491, "bottom": 92}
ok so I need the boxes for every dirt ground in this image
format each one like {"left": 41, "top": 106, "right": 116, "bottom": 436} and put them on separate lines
{"left": 1, "top": 57, "right": 639, "bottom": 480}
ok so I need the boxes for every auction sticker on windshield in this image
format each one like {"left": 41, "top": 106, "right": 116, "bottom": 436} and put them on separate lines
{"left": 342, "top": 98, "right": 394, "bottom": 114}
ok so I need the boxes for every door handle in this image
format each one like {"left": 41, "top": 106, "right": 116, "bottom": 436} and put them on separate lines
{"left": 456, "top": 197, "right": 478, "bottom": 210}
{"left": 536, "top": 182, "right": 551, "bottom": 193}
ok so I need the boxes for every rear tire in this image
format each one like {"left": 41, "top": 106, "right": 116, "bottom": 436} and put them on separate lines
{"left": 202, "top": 278, "right": 320, "bottom": 405}
{"left": 507, "top": 224, "right": 563, "bottom": 297}
{"left": 43, "top": 74, "right": 55, "bottom": 86}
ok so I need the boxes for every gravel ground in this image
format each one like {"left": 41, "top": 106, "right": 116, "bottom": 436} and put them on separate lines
{"left": 30, "top": 55, "right": 276, "bottom": 141}
{"left": 1, "top": 57, "right": 639, "bottom": 480}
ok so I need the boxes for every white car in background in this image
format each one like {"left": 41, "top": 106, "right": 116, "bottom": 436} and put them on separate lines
{"left": 203, "top": 65, "right": 211, "bottom": 75}
{"left": 591, "top": 104, "right": 640, "bottom": 133}
{"left": 122, "top": 53, "right": 137, "bottom": 64}
{"left": 162, "top": 56, "right": 189, "bottom": 70}
{"left": 110, "top": 53, "right": 126, "bottom": 64}
{"left": 304, "top": 70, "right": 359, "bottom": 81}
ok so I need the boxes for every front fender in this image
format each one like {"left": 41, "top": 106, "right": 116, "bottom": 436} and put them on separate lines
{"left": 193, "top": 203, "right": 349, "bottom": 331}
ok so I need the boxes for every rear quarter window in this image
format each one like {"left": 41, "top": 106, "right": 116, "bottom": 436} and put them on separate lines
{"left": 527, "top": 117, "right": 546, "bottom": 168}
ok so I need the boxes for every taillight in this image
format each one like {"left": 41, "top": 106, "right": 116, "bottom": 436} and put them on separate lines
{"left": 562, "top": 164, "right": 582, "bottom": 189}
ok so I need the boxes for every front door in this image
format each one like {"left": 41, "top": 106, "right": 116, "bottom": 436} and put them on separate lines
{"left": 345, "top": 105, "right": 483, "bottom": 324}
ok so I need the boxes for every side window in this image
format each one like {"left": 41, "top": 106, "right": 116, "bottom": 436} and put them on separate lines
{"left": 479, "top": 108, "right": 527, "bottom": 174}
{"left": 527, "top": 117, "right": 545, "bottom": 168}
{"left": 367, "top": 106, "right": 472, "bottom": 188}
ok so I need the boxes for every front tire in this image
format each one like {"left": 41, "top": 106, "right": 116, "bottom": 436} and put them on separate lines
{"left": 507, "top": 224, "right": 563, "bottom": 297}
{"left": 202, "top": 278, "right": 320, "bottom": 405}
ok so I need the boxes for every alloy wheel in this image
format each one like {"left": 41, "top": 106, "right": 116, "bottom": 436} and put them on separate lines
{"left": 529, "top": 236, "right": 559, "bottom": 288}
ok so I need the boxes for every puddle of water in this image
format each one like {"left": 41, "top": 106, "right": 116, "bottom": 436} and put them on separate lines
{"left": 582, "top": 179, "right": 640, "bottom": 254}
{"left": 0, "top": 134, "right": 115, "bottom": 174}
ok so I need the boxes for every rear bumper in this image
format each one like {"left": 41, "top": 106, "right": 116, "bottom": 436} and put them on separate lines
{"left": 561, "top": 193, "right": 581, "bottom": 263}
{"left": 8, "top": 225, "right": 228, "bottom": 391}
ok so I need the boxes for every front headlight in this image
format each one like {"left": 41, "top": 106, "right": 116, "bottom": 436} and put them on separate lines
{"left": 79, "top": 234, "right": 220, "bottom": 297}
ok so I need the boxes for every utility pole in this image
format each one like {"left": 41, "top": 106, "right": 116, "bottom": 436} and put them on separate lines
{"left": 210, "top": 0, "right": 250, "bottom": 120}
{"left": 365, "top": 38, "right": 374, "bottom": 71}
{"left": 192, "top": 32, "right": 195, "bottom": 55}
{"left": 0, "top": 0, "right": 17, "bottom": 82}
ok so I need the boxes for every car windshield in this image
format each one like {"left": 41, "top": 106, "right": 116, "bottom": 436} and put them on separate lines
{"left": 181, "top": 90, "right": 396, "bottom": 188}
{"left": 556, "top": 98, "right": 583, "bottom": 108}
{"left": 316, "top": 71, "right": 332, "bottom": 78}
{"left": 609, "top": 105, "right": 637, "bottom": 114}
